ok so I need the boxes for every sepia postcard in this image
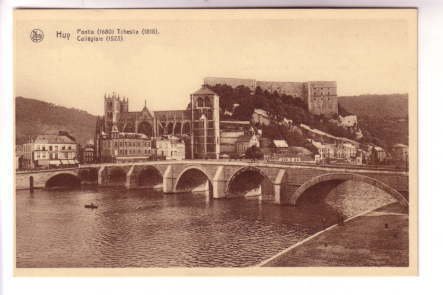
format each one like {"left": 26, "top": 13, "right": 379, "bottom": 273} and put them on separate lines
{"left": 13, "top": 8, "right": 417, "bottom": 276}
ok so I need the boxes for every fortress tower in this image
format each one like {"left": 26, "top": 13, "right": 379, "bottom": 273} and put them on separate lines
{"left": 305, "top": 81, "right": 338, "bottom": 117}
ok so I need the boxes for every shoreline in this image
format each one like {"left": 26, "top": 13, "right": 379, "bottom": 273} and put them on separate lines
{"left": 257, "top": 201, "right": 408, "bottom": 267}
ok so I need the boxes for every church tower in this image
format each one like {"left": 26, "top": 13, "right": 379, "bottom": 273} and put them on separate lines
{"left": 190, "top": 85, "right": 220, "bottom": 159}
{"left": 103, "top": 92, "right": 122, "bottom": 133}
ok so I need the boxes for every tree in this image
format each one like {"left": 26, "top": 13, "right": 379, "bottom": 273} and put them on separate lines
{"left": 244, "top": 145, "right": 264, "bottom": 160}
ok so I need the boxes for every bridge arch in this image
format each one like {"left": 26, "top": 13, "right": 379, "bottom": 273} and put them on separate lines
{"left": 107, "top": 167, "right": 127, "bottom": 186}
{"left": 174, "top": 166, "right": 213, "bottom": 196}
{"left": 78, "top": 168, "right": 98, "bottom": 182}
{"left": 290, "top": 173, "right": 408, "bottom": 207}
{"left": 137, "top": 166, "right": 163, "bottom": 187}
{"left": 45, "top": 172, "right": 81, "bottom": 189}
{"left": 226, "top": 166, "right": 274, "bottom": 199}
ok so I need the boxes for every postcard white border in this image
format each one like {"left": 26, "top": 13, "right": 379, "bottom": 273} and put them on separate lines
{"left": 1, "top": 0, "right": 442, "bottom": 295}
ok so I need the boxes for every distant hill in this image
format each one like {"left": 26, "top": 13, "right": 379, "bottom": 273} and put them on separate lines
{"left": 338, "top": 94, "right": 409, "bottom": 147}
{"left": 15, "top": 97, "right": 97, "bottom": 145}
{"left": 338, "top": 94, "right": 408, "bottom": 119}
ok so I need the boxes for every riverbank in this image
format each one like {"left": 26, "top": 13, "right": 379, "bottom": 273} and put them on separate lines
{"left": 261, "top": 202, "right": 409, "bottom": 267}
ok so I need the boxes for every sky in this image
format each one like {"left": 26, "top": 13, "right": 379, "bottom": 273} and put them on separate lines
{"left": 14, "top": 9, "right": 416, "bottom": 116}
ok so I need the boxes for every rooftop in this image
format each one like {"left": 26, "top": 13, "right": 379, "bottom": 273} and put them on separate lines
{"left": 273, "top": 140, "right": 289, "bottom": 148}
{"left": 34, "top": 134, "right": 76, "bottom": 144}
{"left": 253, "top": 108, "right": 269, "bottom": 117}
{"left": 192, "top": 85, "right": 217, "bottom": 96}
{"left": 393, "top": 143, "right": 408, "bottom": 148}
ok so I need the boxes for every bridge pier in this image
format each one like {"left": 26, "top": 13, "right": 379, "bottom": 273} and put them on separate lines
{"left": 273, "top": 184, "right": 281, "bottom": 204}
{"left": 163, "top": 165, "right": 175, "bottom": 193}
{"left": 97, "top": 166, "right": 105, "bottom": 186}
{"left": 212, "top": 166, "right": 227, "bottom": 198}
{"left": 272, "top": 169, "right": 287, "bottom": 204}
{"left": 125, "top": 165, "right": 135, "bottom": 189}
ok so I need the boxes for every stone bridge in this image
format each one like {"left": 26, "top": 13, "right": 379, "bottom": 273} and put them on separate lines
{"left": 15, "top": 160, "right": 409, "bottom": 206}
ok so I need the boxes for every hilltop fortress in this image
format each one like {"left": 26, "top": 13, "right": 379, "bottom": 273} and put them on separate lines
{"left": 204, "top": 77, "right": 338, "bottom": 117}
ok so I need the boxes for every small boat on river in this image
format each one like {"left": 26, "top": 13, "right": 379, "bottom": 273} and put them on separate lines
{"left": 84, "top": 203, "right": 98, "bottom": 209}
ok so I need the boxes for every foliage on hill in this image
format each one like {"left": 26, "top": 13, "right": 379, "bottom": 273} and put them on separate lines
{"left": 209, "top": 85, "right": 408, "bottom": 150}
{"left": 210, "top": 84, "right": 309, "bottom": 123}
{"left": 358, "top": 116, "right": 408, "bottom": 147}
{"left": 338, "top": 94, "right": 409, "bottom": 147}
{"left": 208, "top": 84, "right": 354, "bottom": 149}
{"left": 244, "top": 145, "right": 264, "bottom": 160}
{"left": 338, "top": 94, "right": 408, "bottom": 119}
{"left": 15, "top": 96, "right": 97, "bottom": 145}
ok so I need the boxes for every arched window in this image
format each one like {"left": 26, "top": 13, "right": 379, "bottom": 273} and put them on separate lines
{"left": 204, "top": 97, "right": 211, "bottom": 107}
{"left": 182, "top": 122, "right": 190, "bottom": 134}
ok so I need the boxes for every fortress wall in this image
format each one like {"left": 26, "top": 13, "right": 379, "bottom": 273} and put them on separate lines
{"left": 204, "top": 77, "right": 338, "bottom": 116}
{"left": 256, "top": 81, "right": 305, "bottom": 98}
{"left": 204, "top": 77, "right": 256, "bottom": 89}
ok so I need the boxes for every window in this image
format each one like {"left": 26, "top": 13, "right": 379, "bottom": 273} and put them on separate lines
{"left": 204, "top": 97, "right": 211, "bottom": 107}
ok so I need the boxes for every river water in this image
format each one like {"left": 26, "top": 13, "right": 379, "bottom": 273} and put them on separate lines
{"left": 16, "top": 187, "right": 346, "bottom": 268}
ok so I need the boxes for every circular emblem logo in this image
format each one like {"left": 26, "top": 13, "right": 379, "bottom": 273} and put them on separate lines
{"left": 30, "top": 29, "right": 44, "bottom": 43}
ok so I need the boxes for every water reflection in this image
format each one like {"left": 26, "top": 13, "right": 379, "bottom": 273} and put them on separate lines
{"left": 16, "top": 187, "right": 339, "bottom": 268}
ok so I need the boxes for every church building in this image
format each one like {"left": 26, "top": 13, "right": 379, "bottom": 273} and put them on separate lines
{"left": 95, "top": 85, "right": 221, "bottom": 162}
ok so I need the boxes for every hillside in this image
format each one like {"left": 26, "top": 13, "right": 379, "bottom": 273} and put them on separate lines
{"left": 15, "top": 97, "right": 97, "bottom": 145}
{"left": 208, "top": 85, "right": 409, "bottom": 149}
{"left": 338, "top": 94, "right": 408, "bottom": 119}
{"left": 338, "top": 94, "right": 409, "bottom": 147}
{"left": 208, "top": 84, "right": 355, "bottom": 153}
